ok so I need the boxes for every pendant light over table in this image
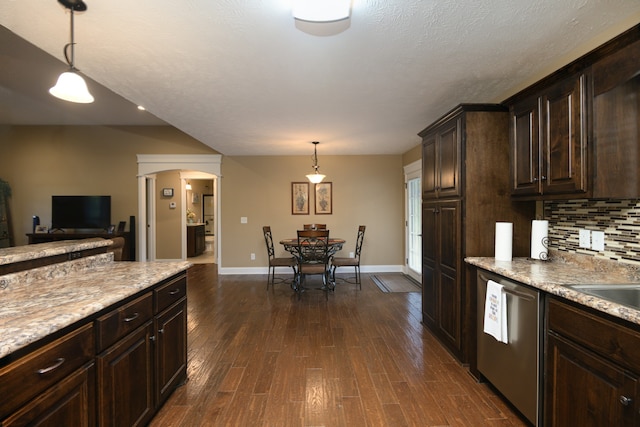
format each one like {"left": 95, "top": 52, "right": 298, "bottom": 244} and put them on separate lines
{"left": 306, "top": 141, "right": 326, "bottom": 184}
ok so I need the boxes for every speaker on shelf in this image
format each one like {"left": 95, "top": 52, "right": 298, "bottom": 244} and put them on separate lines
{"left": 129, "top": 215, "right": 136, "bottom": 261}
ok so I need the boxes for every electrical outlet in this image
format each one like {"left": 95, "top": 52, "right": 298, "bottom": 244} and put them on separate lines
{"left": 592, "top": 231, "right": 605, "bottom": 251}
{"left": 579, "top": 229, "right": 590, "bottom": 249}
{"left": 349, "top": 252, "right": 354, "bottom": 258}
{"left": 250, "top": 253, "right": 255, "bottom": 260}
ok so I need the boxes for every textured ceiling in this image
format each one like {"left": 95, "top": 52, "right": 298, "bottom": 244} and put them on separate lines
{"left": 1, "top": 0, "right": 639, "bottom": 156}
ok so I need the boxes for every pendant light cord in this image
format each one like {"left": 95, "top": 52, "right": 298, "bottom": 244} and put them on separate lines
{"left": 62, "top": 8, "right": 76, "bottom": 70}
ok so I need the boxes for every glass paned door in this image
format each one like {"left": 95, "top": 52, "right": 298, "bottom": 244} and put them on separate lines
{"left": 404, "top": 160, "right": 421, "bottom": 283}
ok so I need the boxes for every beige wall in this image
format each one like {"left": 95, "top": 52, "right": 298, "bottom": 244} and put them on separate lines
{"left": 0, "top": 125, "right": 415, "bottom": 270}
{"left": 0, "top": 125, "right": 217, "bottom": 247}
{"left": 155, "top": 170, "right": 183, "bottom": 259}
{"left": 220, "top": 155, "right": 405, "bottom": 268}
{"left": 402, "top": 144, "right": 421, "bottom": 166}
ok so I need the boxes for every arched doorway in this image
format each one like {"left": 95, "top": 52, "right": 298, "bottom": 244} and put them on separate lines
{"left": 137, "top": 154, "right": 222, "bottom": 265}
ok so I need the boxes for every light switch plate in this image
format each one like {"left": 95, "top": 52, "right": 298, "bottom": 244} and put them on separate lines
{"left": 240, "top": 217, "right": 248, "bottom": 224}
{"left": 579, "top": 229, "right": 590, "bottom": 248}
{"left": 592, "top": 231, "right": 605, "bottom": 251}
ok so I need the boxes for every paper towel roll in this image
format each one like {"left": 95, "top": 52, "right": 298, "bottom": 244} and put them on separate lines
{"left": 530, "top": 220, "right": 549, "bottom": 260}
{"left": 495, "top": 222, "right": 513, "bottom": 261}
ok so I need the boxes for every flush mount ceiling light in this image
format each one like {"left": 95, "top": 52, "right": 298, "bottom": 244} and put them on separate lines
{"left": 292, "top": 0, "right": 351, "bottom": 22}
{"left": 49, "top": 0, "right": 94, "bottom": 103}
{"left": 306, "top": 141, "right": 326, "bottom": 184}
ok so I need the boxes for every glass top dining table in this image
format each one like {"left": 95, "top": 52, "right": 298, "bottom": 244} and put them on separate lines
{"left": 279, "top": 238, "right": 346, "bottom": 255}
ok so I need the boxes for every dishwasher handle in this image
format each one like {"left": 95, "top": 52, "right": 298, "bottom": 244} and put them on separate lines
{"left": 479, "top": 274, "right": 536, "bottom": 302}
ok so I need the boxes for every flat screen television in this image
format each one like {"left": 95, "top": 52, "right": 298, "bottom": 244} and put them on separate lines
{"left": 51, "top": 195, "right": 111, "bottom": 230}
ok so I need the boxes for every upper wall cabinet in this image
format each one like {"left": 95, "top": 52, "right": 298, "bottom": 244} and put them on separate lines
{"left": 510, "top": 73, "right": 588, "bottom": 198}
{"left": 592, "top": 38, "right": 640, "bottom": 199}
{"left": 504, "top": 24, "right": 640, "bottom": 200}
{"left": 421, "top": 116, "right": 462, "bottom": 200}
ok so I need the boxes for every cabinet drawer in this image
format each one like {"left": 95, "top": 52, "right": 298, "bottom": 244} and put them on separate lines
{"left": 96, "top": 292, "right": 153, "bottom": 352}
{"left": 0, "top": 323, "right": 94, "bottom": 418}
{"left": 155, "top": 275, "right": 187, "bottom": 313}
{"left": 547, "top": 298, "right": 640, "bottom": 373}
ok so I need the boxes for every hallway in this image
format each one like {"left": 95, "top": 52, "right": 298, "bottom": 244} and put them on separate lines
{"left": 149, "top": 265, "right": 527, "bottom": 426}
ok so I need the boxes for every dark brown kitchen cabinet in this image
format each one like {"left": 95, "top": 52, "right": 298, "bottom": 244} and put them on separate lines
{"left": 510, "top": 72, "right": 588, "bottom": 198}
{"left": 422, "top": 200, "right": 462, "bottom": 352}
{"left": 0, "top": 323, "right": 95, "bottom": 426}
{"left": 592, "top": 37, "right": 640, "bottom": 198}
{"left": 96, "top": 293, "right": 155, "bottom": 427}
{"left": 505, "top": 23, "right": 640, "bottom": 200}
{"left": 546, "top": 297, "right": 640, "bottom": 426}
{"left": 422, "top": 117, "right": 461, "bottom": 199}
{"left": 96, "top": 273, "right": 188, "bottom": 427}
{"left": 154, "top": 275, "right": 188, "bottom": 407}
{"left": 0, "top": 271, "right": 187, "bottom": 427}
{"left": 187, "top": 224, "right": 205, "bottom": 257}
{"left": 419, "top": 104, "right": 534, "bottom": 363}
{"left": 97, "top": 322, "right": 155, "bottom": 427}
{"left": 2, "top": 363, "right": 96, "bottom": 427}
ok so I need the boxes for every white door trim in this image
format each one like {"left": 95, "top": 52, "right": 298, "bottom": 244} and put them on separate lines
{"left": 404, "top": 160, "right": 422, "bottom": 283}
{"left": 136, "top": 154, "right": 222, "bottom": 264}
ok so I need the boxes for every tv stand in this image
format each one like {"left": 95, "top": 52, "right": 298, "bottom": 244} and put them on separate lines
{"left": 26, "top": 231, "right": 132, "bottom": 261}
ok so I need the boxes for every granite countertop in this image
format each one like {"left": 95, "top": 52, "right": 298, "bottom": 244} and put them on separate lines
{"left": 466, "top": 251, "right": 640, "bottom": 325}
{"left": 0, "top": 238, "right": 112, "bottom": 266}
{"left": 0, "top": 254, "right": 191, "bottom": 361}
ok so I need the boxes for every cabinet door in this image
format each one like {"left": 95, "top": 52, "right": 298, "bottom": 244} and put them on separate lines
{"left": 421, "top": 200, "right": 462, "bottom": 354}
{"left": 155, "top": 299, "right": 187, "bottom": 407}
{"left": 511, "top": 96, "right": 541, "bottom": 195}
{"left": 546, "top": 333, "right": 637, "bottom": 426}
{"left": 421, "top": 202, "right": 438, "bottom": 325}
{"left": 541, "top": 74, "right": 588, "bottom": 195}
{"left": 2, "top": 363, "right": 95, "bottom": 427}
{"left": 422, "top": 134, "right": 438, "bottom": 199}
{"left": 436, "top": 201, "right": 462, "bottom": 351}
{"left": 97, "top": 322, "right": 154, "bottom": 427}
{"left": 437, "top": 118, "right": 461, "bottom": 199}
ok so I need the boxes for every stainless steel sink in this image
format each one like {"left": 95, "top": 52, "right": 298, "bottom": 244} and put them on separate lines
{"left": 567, "top": 284, "right": 640, "bottom": 310}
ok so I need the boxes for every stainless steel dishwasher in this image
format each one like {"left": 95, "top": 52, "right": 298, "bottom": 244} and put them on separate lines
{"left": 477, "top": 270, "right": 543, "bottom": 426}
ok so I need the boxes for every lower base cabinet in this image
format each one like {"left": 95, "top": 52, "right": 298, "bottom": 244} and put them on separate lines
{"left": 546, "top": 298, "right": 640, "bottom": 426}
{"left": 2, "top": 363, "right": 96, "bottom": 427}
{"left": 97, "top": 323, "right": 155, "bottom": 427}
{"left": 0, "top": 272, "right": 188, "bottom": 427}
{"left": 155, "top": 299, "right": 188, "bottom": 406}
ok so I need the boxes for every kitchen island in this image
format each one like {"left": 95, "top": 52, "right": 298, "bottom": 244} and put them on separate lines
{"left": 466, "top": 252, "right": 640, "bottom": 426}
{"left": 0, "top": 238, "right": 191, "bottom": 426}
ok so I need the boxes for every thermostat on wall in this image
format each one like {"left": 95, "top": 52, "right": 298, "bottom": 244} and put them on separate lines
{"left": 169, "top": 202, "right": 176, "bottom": 209}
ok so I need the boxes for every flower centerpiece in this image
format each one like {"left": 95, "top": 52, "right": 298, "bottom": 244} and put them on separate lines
{"left": 186, "top": 209, "right": 196, "bottom": 223}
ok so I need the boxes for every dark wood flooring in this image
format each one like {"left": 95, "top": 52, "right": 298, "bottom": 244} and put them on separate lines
{"left": 149, "top": 264, "right": 528, "bottom": 426}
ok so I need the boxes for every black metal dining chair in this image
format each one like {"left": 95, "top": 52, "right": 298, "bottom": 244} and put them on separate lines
{"left": 295, "top": 229, "right": 333, "bottom": 292}
{"left": 331, "top": 225, "right": 366, "bottom": 289}
{"left": 262, "top": 226, "right": 297, "bottom": 288}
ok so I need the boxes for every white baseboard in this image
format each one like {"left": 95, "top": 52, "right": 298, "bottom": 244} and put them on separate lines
{"left": 218, "top": 264, "right": 404, "bottom": 275}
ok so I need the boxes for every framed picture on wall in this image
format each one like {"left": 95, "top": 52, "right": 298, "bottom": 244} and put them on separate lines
{"left": 291, "top": 182, "right": 309, "bottom": 215}
{"left": 314, "top": 182, "right": 332, "bottom": 215}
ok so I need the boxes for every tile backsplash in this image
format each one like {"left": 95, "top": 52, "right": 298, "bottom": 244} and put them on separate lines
{"left": 544, "top": 199, "right": 640, "bottom": 265}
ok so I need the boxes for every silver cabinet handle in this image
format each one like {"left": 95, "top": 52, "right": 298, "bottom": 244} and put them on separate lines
{"left": 124, "top": 312, "right": 140, "bottom": 323}
{"left": 620, "top": 396, "right": 632, "bottom": 406}
{"left": 37, "top": 357, "right": 65, "bottom": 375}
{"left": 168, "top": 289, "right": 180, "bottom": 295}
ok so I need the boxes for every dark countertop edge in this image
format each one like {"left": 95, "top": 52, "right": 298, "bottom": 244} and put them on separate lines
{"left": 0, "top": 238, "right": 112, "bottom": 266}
{"left": 465, "top": 256, "right": 640, "bottom": 325}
